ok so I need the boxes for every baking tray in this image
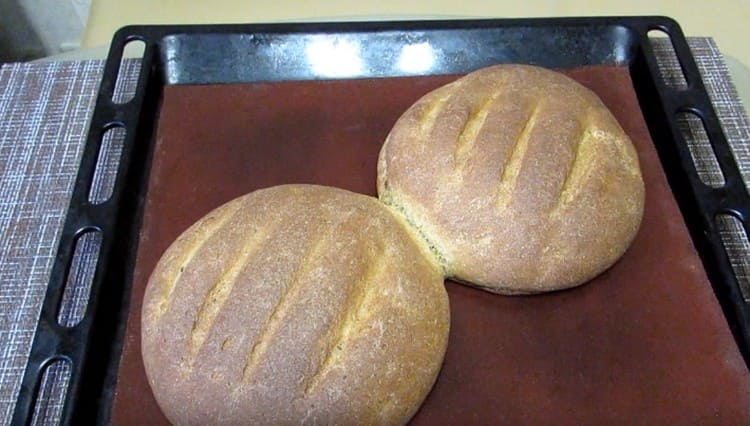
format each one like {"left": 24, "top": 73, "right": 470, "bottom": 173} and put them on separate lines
{"left": 12, "top": 17, "right": 750, "bottom": 424}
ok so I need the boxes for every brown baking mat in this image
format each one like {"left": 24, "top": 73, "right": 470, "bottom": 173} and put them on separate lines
{"left": 110, "top": 66, "right": 750, "bottom": 424}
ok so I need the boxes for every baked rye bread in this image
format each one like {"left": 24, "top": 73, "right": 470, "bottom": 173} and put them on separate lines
{"left": 377, "top": 64, "right": 645, "bottom": 293}
{"left": 141, "top": 184, "right": 450, "bottom": 424}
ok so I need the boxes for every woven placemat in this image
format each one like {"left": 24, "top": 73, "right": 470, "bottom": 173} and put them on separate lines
{"left": 0, "top": 37, "right": 748, "bottom": 425}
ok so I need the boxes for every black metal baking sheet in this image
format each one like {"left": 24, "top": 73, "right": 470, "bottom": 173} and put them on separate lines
{"left": 12, "top": 16, "right": 750, "bottom": 425}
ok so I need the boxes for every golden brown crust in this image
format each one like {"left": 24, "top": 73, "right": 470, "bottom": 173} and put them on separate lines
{"left": 141, "top": 184, "right": 450, "bottom": 425}
{"left": 378, "top": 64, "right": 645, "bottom": 293}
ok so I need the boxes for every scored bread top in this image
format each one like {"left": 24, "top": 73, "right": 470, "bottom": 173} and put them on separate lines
{"left": 378, "top": 64, "right": 645, "bottom": 293}
{"left": 141, "top": 184, "right": 449, "bottom": 425}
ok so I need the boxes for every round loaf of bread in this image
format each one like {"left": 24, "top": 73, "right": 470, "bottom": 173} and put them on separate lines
{"left": 377, "top": 64, "right": 645, "bottom": 294}
{"left": 141, "top": 185, "right": 449, "bottom": 424}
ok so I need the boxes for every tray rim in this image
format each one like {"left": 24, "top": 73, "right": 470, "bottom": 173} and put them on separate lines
{"left": 12, "top": 15, "right": 750, "bottom": 425}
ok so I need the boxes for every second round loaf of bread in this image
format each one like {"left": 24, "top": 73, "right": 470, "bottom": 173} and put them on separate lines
{"left": 378, "top": 64, "right": 645, "bottom": 293}
{"left": 141, "top": 184, "right": 450, "bottom": 424}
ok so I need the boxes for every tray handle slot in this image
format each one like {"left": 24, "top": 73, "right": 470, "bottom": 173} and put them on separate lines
{"left": 647, "top": 28, "right": 688, "bottom": 89}
{"left": 57, "top": 229, "right": 103, "bottom": 327}
{"left": 108, "top": 38, "right": 146, "bottom": 104}
{"left": 676, "top": 110, "right": 726, "bottom": 188}
{"left": 690, "top": 104, "right": 749, "bottom": 199}
{"left": 716, "top": 213, "right": 750, "bottom": 302}
{"left": 29, "top": 358, "right": 72, "bottom": 426}
{"left": 89, "top": 125, "right": 127, "bottom": 204}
